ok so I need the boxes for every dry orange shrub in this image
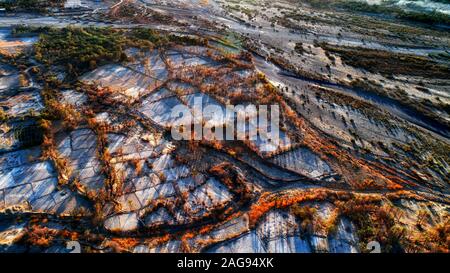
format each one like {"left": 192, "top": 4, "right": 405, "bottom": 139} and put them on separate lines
{"left": 109, "top": 237, "right": 140, "bottom": 251}
{"left": 39, "top": 119, "right": 72, "bottom": 185}
{"left": 180, "top": 232, "right": 196, "bottom": 252}
{"left": 248, "top": 188, "right": 425, "bottom": 227}
{"left": 130, "top": 158, "right": 144, "bottom": 176}
{"left": 26, "top": 226, "right": 58, "bottom": 247}
{"left": 210, "top": 140, "right": 223, "bottom": 150}
{"left": 26, "top": 225, "right": 79, "bottom": 248}
{"left": 142, "top": 233, "right": 172, "bottom": 251}
{"left": 87, "top": 118, "right": 124, "bottom": 199}
{"left": 199, "top": 224, "right": 215, "bottom": 235}
{"left": 209, "top": 162, "right": 253, "bottom": 204}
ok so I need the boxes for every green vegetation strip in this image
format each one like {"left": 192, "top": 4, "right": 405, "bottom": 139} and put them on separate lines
{"left": 29, "top": 26, "right": 206, "bottom": 78}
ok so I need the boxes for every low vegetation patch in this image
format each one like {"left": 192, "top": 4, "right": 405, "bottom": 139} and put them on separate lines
{"left": 320, "top": 42, "right": 450, "bottom": 78}
{"left": 336, "top": 199, "right": 406, "bottom": 253}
